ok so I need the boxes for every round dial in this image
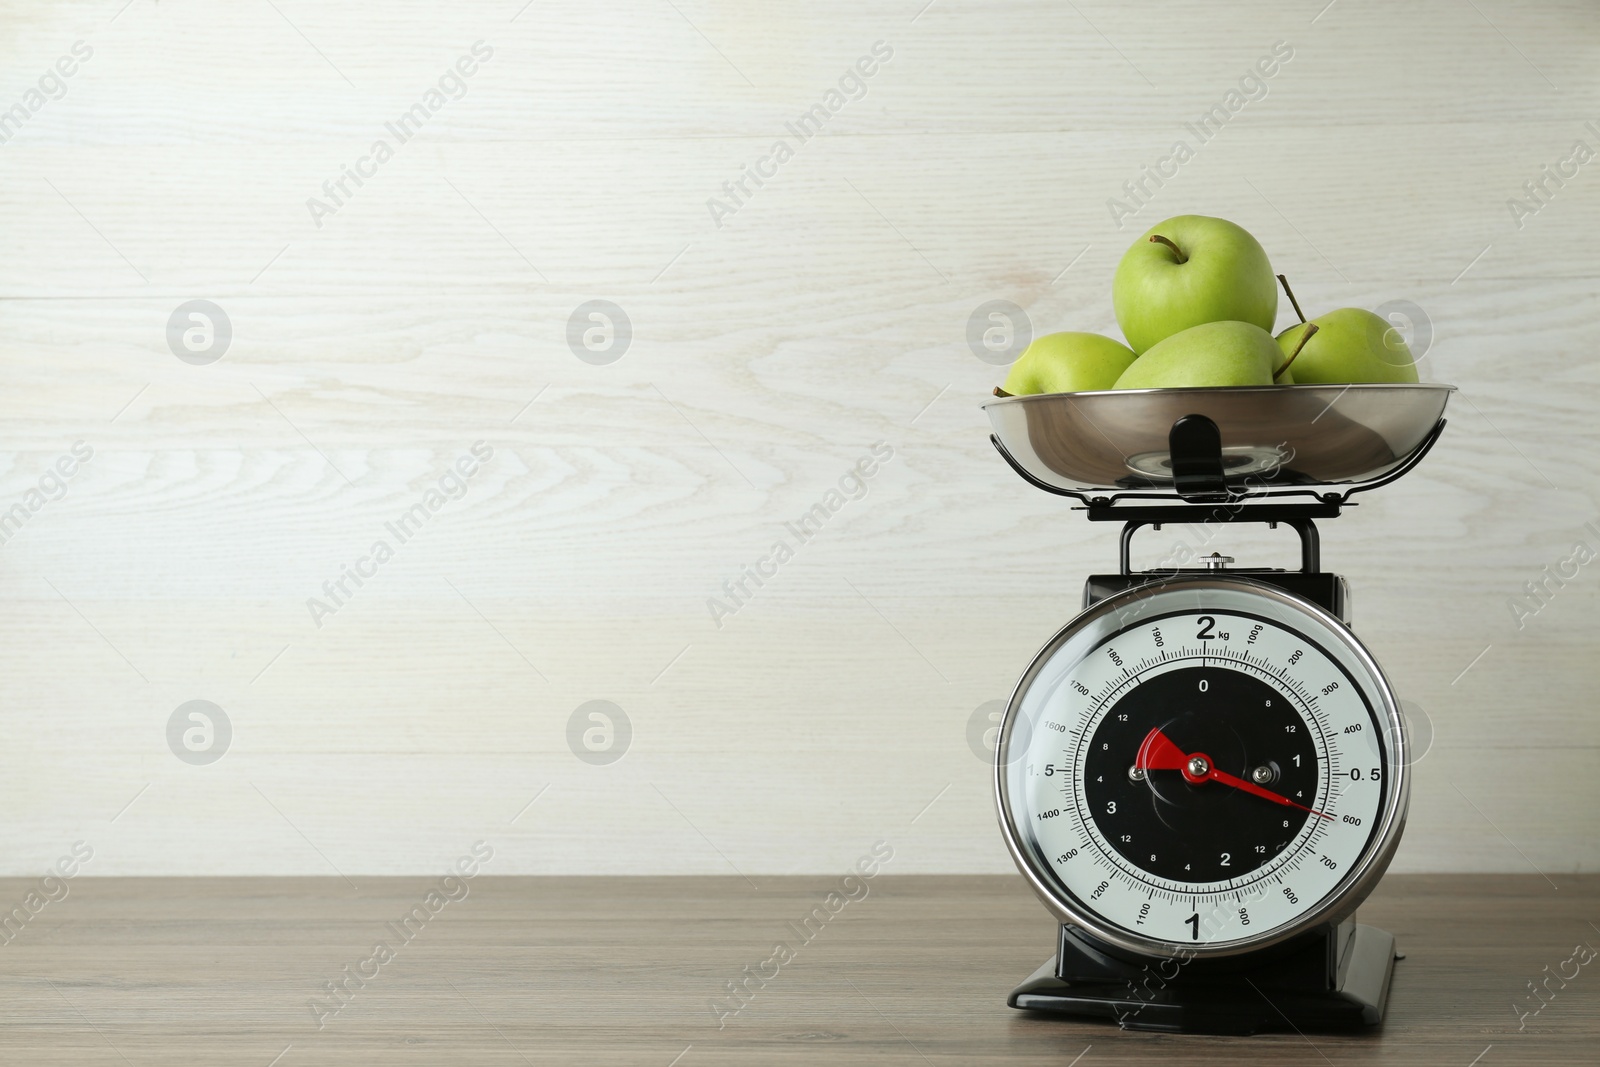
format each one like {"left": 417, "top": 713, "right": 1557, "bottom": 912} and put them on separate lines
{"left": 995, "top": 577, "right": 1408, "bottom": 958}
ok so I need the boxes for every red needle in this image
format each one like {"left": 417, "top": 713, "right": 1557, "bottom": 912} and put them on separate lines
{"left": 1135, "top": 727, "right": 1190, "bottom": 772}
{"left": 1206, "top": 766, "right": 1333, "bottom": 819}
{"left": 1135, "top": 727, "right": 1333, "bottom": 820}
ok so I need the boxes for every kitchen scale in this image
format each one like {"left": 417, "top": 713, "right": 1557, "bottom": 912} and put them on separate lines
{"left": 982, "top": 382, "right": 1454, "bottom": 1035}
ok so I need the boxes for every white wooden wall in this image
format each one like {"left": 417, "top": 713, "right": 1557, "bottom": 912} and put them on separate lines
{"left": 0, "top": 0, "right": 1595, "bottom": 876}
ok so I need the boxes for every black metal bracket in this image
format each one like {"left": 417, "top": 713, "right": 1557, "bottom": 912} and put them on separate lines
{"left": 987, "top": 415, "right": 1449, "bottom": 513}
{"left": 1168, "top": 413, "right": 1229, "bottom": 502}
{"left": 1112, "top": 515, "right": 1323, "bottom": 574}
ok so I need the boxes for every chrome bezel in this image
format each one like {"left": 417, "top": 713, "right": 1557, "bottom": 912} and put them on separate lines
{"left": 993, "top": 575, "right": 1409, "bottom": 960}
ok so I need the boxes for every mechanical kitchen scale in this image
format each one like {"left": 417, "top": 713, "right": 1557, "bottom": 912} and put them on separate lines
{"left": 981, "top": 382, "right": 1454, "bottom": 1035}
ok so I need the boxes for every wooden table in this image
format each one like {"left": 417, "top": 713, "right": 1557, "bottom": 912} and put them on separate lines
{"left": 0, "top": 874, "right": 1592, "bottom": 1064}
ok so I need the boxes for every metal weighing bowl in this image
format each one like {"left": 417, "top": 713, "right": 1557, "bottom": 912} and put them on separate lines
{"left": 982, "top": 383, "right": 1456, "bottom": 493}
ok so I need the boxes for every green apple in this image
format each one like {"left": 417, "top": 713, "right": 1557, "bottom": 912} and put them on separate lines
{"left": 1112, "top": 320, "right": 1295, "bottom": 389}
{"left": 1113, "top": 215, "right": 1278, "bottom": 354}
{"left": 1275, "top": 308, "right": 1420, "bottom": 384}
{"left": 1001, "top": 332, "right": 1137, "bottom": 395}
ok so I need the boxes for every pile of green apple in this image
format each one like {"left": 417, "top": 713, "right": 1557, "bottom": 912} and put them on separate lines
{"left": 998, "top": 215, "right": 1420, "bottom": 395}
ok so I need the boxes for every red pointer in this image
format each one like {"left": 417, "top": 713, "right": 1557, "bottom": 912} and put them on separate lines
{"left": 1136, "top": 727, "right": 1333, "bottom": 820}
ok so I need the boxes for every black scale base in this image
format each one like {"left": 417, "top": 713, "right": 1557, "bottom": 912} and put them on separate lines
{"left": 1010, "top": 921, "right": 1397, "bottom": 1034}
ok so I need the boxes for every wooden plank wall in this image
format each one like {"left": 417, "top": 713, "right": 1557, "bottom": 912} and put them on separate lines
{"left": 0, "top": 0, "right": 1594, "bottom": 874}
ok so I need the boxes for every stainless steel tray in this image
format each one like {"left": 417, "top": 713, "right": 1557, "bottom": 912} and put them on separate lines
{"left": 982, "top": 384, "right": 1455, "bottom": 493}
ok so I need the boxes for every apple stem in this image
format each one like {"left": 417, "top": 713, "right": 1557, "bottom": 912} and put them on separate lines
{"left": 1149, "top": 234, "right": 1187, "bottom": 263}
{"left": 992, "top": 386, "right": 1013, "bottom": 398}
{"left": 1274, "top": 322, "right": 1318, "bottom": 381}
{"left": 1277, "top": 273, "right": 1307, "bottom": 324}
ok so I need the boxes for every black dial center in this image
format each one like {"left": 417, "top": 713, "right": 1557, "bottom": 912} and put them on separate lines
{"left": 1082, "top": 665, "right": 1319, "bottom": 883}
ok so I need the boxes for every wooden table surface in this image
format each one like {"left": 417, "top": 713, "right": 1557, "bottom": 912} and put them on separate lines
{"left": 0, "top": 874, "right": 1592, "bottom": 1065}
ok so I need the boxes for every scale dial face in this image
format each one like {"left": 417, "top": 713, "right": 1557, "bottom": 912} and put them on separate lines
{"left": 995, "top": 577, "right": 1408, "bottom": 959}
